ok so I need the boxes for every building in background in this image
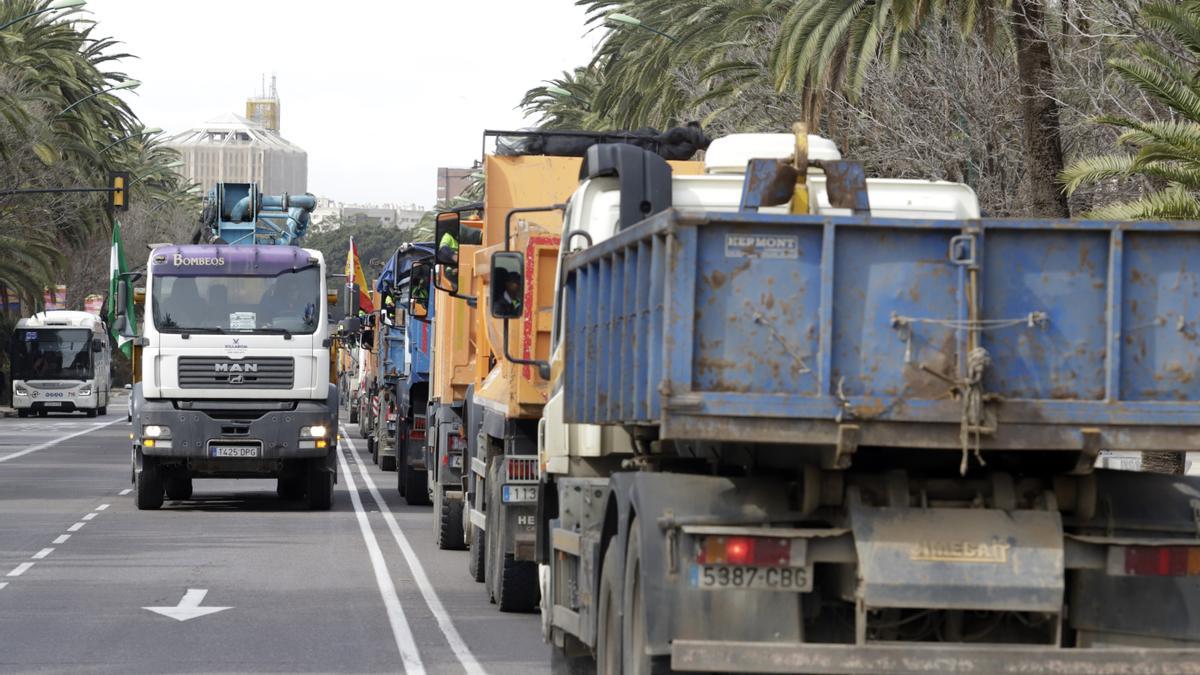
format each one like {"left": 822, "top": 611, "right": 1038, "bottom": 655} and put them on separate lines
{"left": 164, "top": 79, "right": 306, "bottom": 195}
{"left": 437, "top": 166, "right": 474, "bottom": 202}
{"left": 310, "top": 201, "right": 428, "bottom": 233}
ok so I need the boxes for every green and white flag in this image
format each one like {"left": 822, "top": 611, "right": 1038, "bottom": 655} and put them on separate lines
{"left": 107, "top": 219, "right": 135, "bottom": 359}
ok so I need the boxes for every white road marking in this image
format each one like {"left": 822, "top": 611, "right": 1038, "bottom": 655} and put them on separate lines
{"left": 143, "top": 589, "right": 232, "bottom": 622}
{"left": 95, "top": 504, "right": 110, "bottom": 511}
{"left": 119, "top": 489, "right": 132, "bottom": 496}
{"left": 81, "top": 512, "right": 97, "bottom": 521}
{"left": 341, "top": 430, "right": 485, "bottom": 675}
{"left": 0, "top": 418, "right": 122, "bottom": 464}
{"left": 7, "top": 563, "right": 34, "bottom": 577}
{"left": 32, "top": 548, "right": 53, "bottom": 560}
{"left": 52, "top": 535, "right": 70, "bottom": 545}
{"left": 336, "top": 441, "right": 426, "bottom": 674}
{"left": 67, "top": 522, "right": 85, "bottom": 532}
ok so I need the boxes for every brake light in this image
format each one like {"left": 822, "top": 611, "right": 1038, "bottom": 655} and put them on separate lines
{"left": 1122, "top": 546, "right": 1200, "bottom": 576}
{"left": 697, "top": 536, "right": 793, "bottom": 567}
{"left": 449, "top": 433, "right": 466, "bottom": 451}
{"left": 507, "top": 457, "right": 537, "bottom": 482}
{"left": 408, "top": 428, "right": 426, "bottom": 441}
{"left": 413, "top": 417, "right": 426, "bottom": 431}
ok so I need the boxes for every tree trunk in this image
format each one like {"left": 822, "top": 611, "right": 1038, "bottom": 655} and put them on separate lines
{"left": 1141, "top": 451, "right": 1185, "bottom": 475}
{"left": 1010, "top": 0, "right": 1071, "bottom": 218}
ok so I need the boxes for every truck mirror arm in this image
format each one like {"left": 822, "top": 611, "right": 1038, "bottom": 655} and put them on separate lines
{"left": 499, "top": 315, "right": 549, "bottom": 380}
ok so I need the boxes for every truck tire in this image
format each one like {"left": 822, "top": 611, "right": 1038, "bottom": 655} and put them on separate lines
{"left": 306, "top": 460, "right": 334, "bottom": 511}
{"left": 404, "top": 468, "right": 430, "bottom": 506}
{"left": 85, "top": 409, "right": 97, "bottom": 418}
{"left": 164, "top": 475, "right": 192, "bottom": 501}
{"left": 380, "top": 454, "right": 397, "bottom": 472}
{"left": 468, "top": 525, "right": 486, "bottom": 583}
{"left": 17, "top": 410, "right": 28, "bottom": 418}
{"left": 349, "top": 404, "right": 358, "bottom": 424}
{"left": 434, "top": 483, "right": 465, "bottom": 550}
{"left": 135, "top": 458, "right": 164, "bottom": 510}
{"left": 622, "top": 519, "right": 667, "bottom": 675}
{"left": 487, "top": 463, "right": 539, "bottom": 612}
{"left": 367, "top": 435, "right": 377, "bottom": 464}
{"left": 98, "top": 406, "right": 107, "bottom": 416}
{"left": 596, "top": 543, "right": 622, "bottom": 675}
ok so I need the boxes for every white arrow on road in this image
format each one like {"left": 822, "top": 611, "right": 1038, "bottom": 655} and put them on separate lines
{"left": 143, "top": 589, "right": 231, "bottom": 622}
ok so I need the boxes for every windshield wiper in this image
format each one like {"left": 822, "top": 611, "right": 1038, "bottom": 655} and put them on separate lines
{"left": 254, "top": 328, "right": 293, "bottom": 339}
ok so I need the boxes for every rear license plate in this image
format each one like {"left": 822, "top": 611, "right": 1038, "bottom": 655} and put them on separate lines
{"left": 691, "top": 564, "right": 813, "bottom": 592}
{"left": 209, "top": 445, "right": 261, "bottom": 458}
{"left": 42, "top": 401, "right": 63, "bottom": 407}
{"left": 502, "top": 485, "right": 537, "bottom": 503}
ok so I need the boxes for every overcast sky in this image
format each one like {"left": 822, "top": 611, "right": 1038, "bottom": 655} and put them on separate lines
{"left": 83, "top": 0, "right": 599, "bottom": 207}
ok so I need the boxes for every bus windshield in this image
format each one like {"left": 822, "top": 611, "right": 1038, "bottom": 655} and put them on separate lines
{"left": 11, "top": 329, "right": 93, "bottom": 381}
{"left": 151, "top": 266, "right": 321, "bottom": 334}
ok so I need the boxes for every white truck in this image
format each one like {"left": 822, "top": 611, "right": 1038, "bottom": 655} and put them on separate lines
{"left": 116, "top": 183, "right": 352, "bottom": 510}
{"left": 10, "top": 310, "right": 111, "bottom": 418}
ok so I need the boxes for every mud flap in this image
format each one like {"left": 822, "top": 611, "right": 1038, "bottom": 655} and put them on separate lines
{"left": 848, "top": 498, "right": 1064, "bottom": 613}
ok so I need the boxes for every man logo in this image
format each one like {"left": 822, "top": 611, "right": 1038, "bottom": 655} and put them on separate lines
{"left": 229, "top": 374, "right": 245, "bottom": 385}
{"left": 214, "top": 363, "right": 259, "bottom": 373}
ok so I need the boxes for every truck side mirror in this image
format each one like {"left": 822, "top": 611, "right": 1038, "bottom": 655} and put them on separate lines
{"left": 114, "top": 280, "right": 135, "bottom": 338}
{"left": 336, "top": 316, "right": 362, "bottom": 336}
{"left": 435, "top": 212, "right": 460, "bottom": 265}
{"left": 490, "top": 252, "right": 525, "bottom": 320}
{"left": 409, "top": 263, "right": 430, "bottom": 319}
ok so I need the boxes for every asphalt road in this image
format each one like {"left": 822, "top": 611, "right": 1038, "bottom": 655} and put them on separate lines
{"left": 0, "top": 397, "right": 549, "bottom": 674}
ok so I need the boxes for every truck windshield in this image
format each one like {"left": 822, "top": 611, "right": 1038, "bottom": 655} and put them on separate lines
{"left": 10, "top": 329, "right": 92, "bottom": 381}
{"left": 151, "top": 266, "right": 321, "bottom": 334}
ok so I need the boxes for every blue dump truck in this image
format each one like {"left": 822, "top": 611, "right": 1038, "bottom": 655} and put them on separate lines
{"left": 375, "top": 242, "right": 436, "bottom": 505}
{"left": 492, "top": 132, "right": 1200, "bottom": 672}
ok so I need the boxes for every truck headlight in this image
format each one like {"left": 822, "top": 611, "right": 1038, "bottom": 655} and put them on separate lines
{"left": 14, "top": 384, "right": 28, "bottom": 397}
{"left": 78, "top": 384, "right": 92, "bottom": 396}
{"left": 143, "top": 425, "right": 170, "bottom": 439}
{"left": 302, "top": 425, "right": 328, "bottom": 438}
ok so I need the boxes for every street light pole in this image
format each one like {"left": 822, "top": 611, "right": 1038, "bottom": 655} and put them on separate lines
{"left": 606, "top": 13, "right": 678, "bottom": 43}
{"left": 56, "top": 79, "right": 140, "bottom": 117}
{"left": 99, "top": 127, "right": 162, "bottom": 154}
{"left": 0, "top": 0, "right": 87, "bottom": 33}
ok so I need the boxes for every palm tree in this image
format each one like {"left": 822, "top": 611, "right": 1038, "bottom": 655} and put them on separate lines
{"left": 1061, "top": 0, "right": 1200, "bottom": 220}
{"left": 0, "top": 0, "right": 189, "bottom": 307}
{"left": 520, "top": 67, "right": 610, "bottom": 130}
{"left": 559, "top": 0, "right": 1071, "bottom": 217}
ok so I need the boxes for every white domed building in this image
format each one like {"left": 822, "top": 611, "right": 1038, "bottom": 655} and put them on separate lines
{"left": 164, "top": 113, "right": 307, "bottom": 195}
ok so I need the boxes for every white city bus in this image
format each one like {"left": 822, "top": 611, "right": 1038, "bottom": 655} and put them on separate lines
{"left": 10, "top": 311, "right": 112, "bottom": 418}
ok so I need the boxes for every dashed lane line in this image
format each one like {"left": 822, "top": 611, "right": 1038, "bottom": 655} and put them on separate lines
{"left": 341, "top": 430, "right": 486, "bottom": 675}
{"left": 0, "top": 418, "right": 123, "bottom": 464}
{"left": 32, "top": 548, "right": 53, "bottom": 560}
{"left": 119, "top": 489, "right": 131, "bottom": 496}
{"left": 67, "top": 522, "right": 85, "bottom": 532}
{"left": 7, "top": 563, "right": 34, "bottom": 577}
{"left": 52, "top": 535, "right": 69, "bottom": 545}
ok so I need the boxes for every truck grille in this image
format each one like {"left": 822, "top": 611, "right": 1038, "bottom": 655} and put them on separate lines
{"left": 177, "top": 357, "right": 294, "bottom": 389}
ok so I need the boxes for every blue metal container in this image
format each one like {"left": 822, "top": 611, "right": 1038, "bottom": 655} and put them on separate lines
{"left": 562, "top": 209, "right": 1200, "bottom": 454}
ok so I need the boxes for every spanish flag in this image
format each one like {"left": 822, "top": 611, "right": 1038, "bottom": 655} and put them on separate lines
{"left": 346, "top": 237, "right": 374, "bottom": 313}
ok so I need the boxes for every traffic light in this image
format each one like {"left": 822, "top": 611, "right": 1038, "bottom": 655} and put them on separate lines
{"left": 108, "top": 171, "right": 130, "bottom": 211}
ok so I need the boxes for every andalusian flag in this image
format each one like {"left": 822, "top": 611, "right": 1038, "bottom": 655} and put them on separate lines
{"left": 106, "top": 219, "right": 135, "bottom": 358}
{"left": 346, "top": 237, "right": 374, "bottom": 313}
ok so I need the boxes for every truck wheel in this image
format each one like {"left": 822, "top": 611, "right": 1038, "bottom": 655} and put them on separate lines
{"left": 397, "top": 461, "right": 407, "bottom": 497}
{"left": 85, "top": 408, "right": 97, "bottom": 418}
{"left": 349, "top": 405, "right": 358, "bottom": 424}
{"left": 17, "top": 410, "right": 28, "bottom": 418}
{"left": 380, "top": 454, "right": 396, "bottom": 472}
{"left": 622, "top": 520, "right": 667, "bottom": 675}
{"left": 164, "top": 475, "right": 192, "bottom": 501}
{"left": 368, "top": 436, "right": 377, "bottom": 464}
{"left": 135, "top": 458, "right": 164, "bottom": 510}
{"left": 306, "top": 460, "right": 334, "bottom": 511}
{"left": 98, "top": 406, "right": 107, "bottom": 416}
{"left": 37, "top": 410, "right": 48, "bottom": 417}
{"left": 596, "top": 543, "right": 622, "bottom": 675}
{"left": 485, "top": 464, "right": 539, "bottom": 612}
{"left": 434, "top": 483, "right": 465, "bottom": 550}
{"left": 468, "top": 525, "right": 486, "bottom": 583}
{"left": 404, "top": 468, "right": 430, "bottom": 506}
